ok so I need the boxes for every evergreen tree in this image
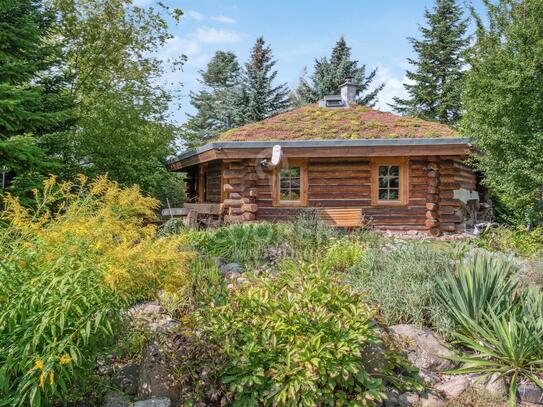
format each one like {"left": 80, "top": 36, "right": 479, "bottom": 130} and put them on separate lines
{"left": 183, "top": 51, "right": 242, "bottom": 147}
{"left": 239, "top": 37, "right": 290, "bottom": 123}
{"left": 462, "top": 0, "right": 543, "bottom": 225}
{"left": 392, "top": 0, "right": 469, "bottom": 124}
{"left": 297, "top": 36, "right": 384, "bottom": 106}
{"left": 0, "top": 0, "right": 72, "bottom": 197}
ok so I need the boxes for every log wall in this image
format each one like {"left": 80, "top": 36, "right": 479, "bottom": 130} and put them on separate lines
{"left": 205, "top": 161, "right": 222, "bottom": 203}
{"left": 190, "top": 155, "right": 479, "bottom": 233}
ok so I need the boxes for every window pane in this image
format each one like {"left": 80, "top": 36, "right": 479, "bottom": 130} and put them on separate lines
{"left": 279, "top": 166, "right": 301, "bottom": 201}
{"left": 389, "top": 165, "right": 399, "bottom": 176}
{"left": 379, "top": 177, "right": 388, "bottom": 188}
{"left": 389, "top": 189, "right": 399, "bottom": 200}
{"left": 389, "top": 177, "right": 399, "bottom": 188}
{"left": 379, "top": 166, "right": 388, "bottom": 176}
{"left": 379, "top": 189, "right": 388, "bottom": 200}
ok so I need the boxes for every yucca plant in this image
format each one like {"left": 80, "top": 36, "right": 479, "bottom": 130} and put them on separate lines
{"left": 437, "top": 251, "right": 520, "bottom": 333}
{"left": 438, "top": 251, "right": 543, "bottom": 406}
{"left": 445, "top": 311, "right": 543, "bottom": 406}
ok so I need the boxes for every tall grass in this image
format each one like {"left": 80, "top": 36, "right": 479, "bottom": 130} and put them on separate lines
{"left": 347, "top": 242, "right": 457, "bottom": 335}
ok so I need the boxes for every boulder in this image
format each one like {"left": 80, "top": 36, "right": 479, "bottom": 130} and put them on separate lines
{"left": 419, "top": 392, "right": 446, "bottom": 407}
{"left": 389, "top": 324, "right": 455, "bottom": 371}
{"left": 138, "top": 341, "right": 181, "bottom": 405}
{"left": 112, "top": 362, "right": 139, "bottom": 395}
{"left": 102, "top": 392, "right": 130, "bottom": 407}
{"left": 384, "top": 388, "right": 420, "bottom": 406}
{"left": 518, "top": 382, "right": 543, "bottom": 404}
{"left": 133, "top": 398, "right": 171, "bottom": 407}
{"left": 435, "top": 376, "right": 470, "bottom": 399}
{"left": 360, "top": 342, "right": 388, "bottom": 375}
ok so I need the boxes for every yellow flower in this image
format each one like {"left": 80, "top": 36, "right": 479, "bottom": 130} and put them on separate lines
{"left": 34, "top": 359, "right": 44, "bottom": 370}
{"left": 59, "top": 355, "right": 71, "bottom": 365}
{"left": 49, "top": 370, "right": 54, "bottom": 385}
{"left": 39, "top": 371, "right": 46, "bottom": 388}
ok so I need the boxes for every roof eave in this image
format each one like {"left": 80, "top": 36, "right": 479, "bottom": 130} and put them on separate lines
{"left": 167, "top": 138, "right": 472, "bottom": 171}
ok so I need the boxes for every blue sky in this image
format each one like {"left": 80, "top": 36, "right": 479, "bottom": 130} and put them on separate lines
{"left": 136, "top": 0, "right": 485, "bottom": 124}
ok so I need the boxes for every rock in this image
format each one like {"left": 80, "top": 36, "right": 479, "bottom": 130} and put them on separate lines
{"left": 138, "top": 341, "right": 181, "bottom": 405}
{"left": 435, "top": 376, "right": 470, "bottom": 399}
{"left": 220, "top": 262, "right": 243, "bottom": 278}
{"left": 129, "top": 301, "right": 178, "bottom": 333}
{"left": 103, "top": 392, "right": 130, "bottom": 407}
{"left": 418, "top": 369, "right": 440, "bottom": 385}
{"left": 419, "top": 392, "right": 446, "bottom": 407}
{"left": 485, "top": 373, "right": 507, "bottom": 398}
{"left": 389, "top": 324, "right": 455, "bottom": 372}
{"left": 384, "top": 388, "right": 420, "bottom": 406}
{"left": 361, "top": 342, "right": 387, "bottom": 374}
{"left": 518, "top": 382, "right": 543, "bottom": 404}
{"left": 112, "top": 362, "right": 139, "bottom": 395}
{"left": 133, "top": 398, "right": 171, "bottom": 407}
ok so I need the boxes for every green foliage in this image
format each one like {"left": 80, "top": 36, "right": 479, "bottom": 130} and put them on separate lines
{"left": 0, "top": 258, "right": 123, "bottom": 407}
{"left": 438, "top": 251, "right": 543, "bottom": 406}
{"left": 461, "top": 0, "right": 543, "bottom": 225}
{"left": 437, "top": 252, "right": 519, "bottom": 331}
{"left": 296, "top": 36, "right": 384, "bottom": 106}
{"left": 183, "top": 51, "right": 243, "bottom": 147}
{"left": 322, "top": 236, "right": 365, "bottom": 272}
{"left": 477, "top": 225, "right": 543, "bottom": 258}
{"left": 0, "top": 176, "right": 192, "bottom": 405}
{"left": 238, "top": 36, "right": 291, "bottom": 123}
{"left": 0, "top": 0, "right": 73, "bottom": 196}
{"left": 187, "top": 223, "right": 287, "bottom": 267}
{"left": 284, "top": 212, "right": 341, "bottom": 258}
{"left": 347, "top": 242, "right": 457, "bottom": 335}
{"left": 197, "top": 261, "right": 419, "bottom": 406}
{"left": 392, "top": 0, "right": 469, "bottom": 124}
{"left": 47, "top": 0, "right": 184, "bottom": 206}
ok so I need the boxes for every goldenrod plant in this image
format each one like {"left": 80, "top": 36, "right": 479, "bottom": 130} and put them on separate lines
{"left": 0, "top": 175, "right": 193, "bottom": 406}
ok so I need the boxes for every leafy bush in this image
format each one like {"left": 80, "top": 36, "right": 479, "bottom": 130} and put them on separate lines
{"left": 187, "top": 223, "right": 287, "bottom": 267}
{"left": 478, "top": 225, "right": 543, "bottom": 258}
{"left": 438, "top": 251, "right": 543, "bottom": 405}
{"left": 197, "top": 261, "right": 419, "bottom": 406}
{"left": 284, "top": 212, "right": 340, "bottom": 258}
{"left": 0, "top": 176, "right": 193, "bottom": 406}
{"left": 347, "top": 242, "right": 456, "bottom": 335}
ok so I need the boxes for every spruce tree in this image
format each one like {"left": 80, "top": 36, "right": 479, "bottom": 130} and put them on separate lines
{"left": 239, "top": 37, "right": 290, "bottom": 123}
{"left": 183, "top": 51, "right": 242, "bottom": 147}
{"left": 0, "top": 0, "right": 72, "bottom": 196}
{"left": 297, "top": 36, "right": 384, "bottom": 106}
{"left": 392, "top": 0, "right": 469, "bottom": 124}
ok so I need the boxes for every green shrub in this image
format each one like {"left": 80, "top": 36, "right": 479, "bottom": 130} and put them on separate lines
{"left": 0, "top": 176, "right": 192, "bottom": 406}
{"left": 285, "top": 212, "right": 341, "bottom": 258}
{"left": 323, "top": 236, "right": 365, "bottom": 272}
{"left": 438, "top": 251, "right": 543, "bottom": 406}
{"left": 197, "top": 261, "right": 419, "bottom": 406}
{"left": 347, "top": 242, "right": 456, "bottom": 335}
{"left": 478, "top": 225, "right": 543, "bottom": 258}
{"left": 187, "top": 223, "right": 287, "bottom": 267}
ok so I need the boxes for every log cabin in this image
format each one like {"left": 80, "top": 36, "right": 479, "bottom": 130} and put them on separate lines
{"left": 167, "top": 80, "right": 487, "bottom": 235}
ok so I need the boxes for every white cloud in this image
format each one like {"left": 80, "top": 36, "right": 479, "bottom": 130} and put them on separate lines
{"left": 191, "top": 27, "right": 245, "bottom": 44}
{"left": 212, "top": 15, "right": 237, "bottom": 24}
{"left": 187, "top": 10, "right": 204, "bottom": 21}
{"left": 373, "top": 64, "right": 410, "bottom": 112}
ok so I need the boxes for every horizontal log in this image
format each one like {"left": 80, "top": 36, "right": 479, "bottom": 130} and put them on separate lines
{"left": 426, "top": 203, "right": 438, "bottom": 211}
{"left": 241, "top": 203, "right": 258, "bottom": 213}
{"left": 223, "top": 199, "right": 242, "bottom": 208}
{"left": 229, "top": 207, "right": 243, "bottom": 216}
{"left": 229, "top": 192, "right": 242, "bottom": 200}
{"left": 425, "top": 218, "right": 439, "bottom": 228}
{"left": 223, "top": 169, "right": 245, "bottom": 179}
{"left": 426, "top": 210, "right": 438, "bottom": 219}
{"left": 242, "top": 212, "right": 256, "bottom": 221}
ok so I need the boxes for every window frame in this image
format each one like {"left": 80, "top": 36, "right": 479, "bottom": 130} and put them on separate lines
{"left": 272, "top": 159, "right": 308, "bottom": 207}
{"left": 371, "top": 158, "right": 409, "bottom": 206}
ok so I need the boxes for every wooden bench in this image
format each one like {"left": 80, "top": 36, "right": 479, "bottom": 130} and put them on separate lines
{"left": 316, "top": 208, "right": 362, "bottom": 227}
{"left": 161, "top": 203, "right": 223, "bottom": 228}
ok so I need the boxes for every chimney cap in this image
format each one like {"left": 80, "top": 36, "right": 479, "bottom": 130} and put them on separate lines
{"left": 340, "top": 77, "right": 358, "bottom": 103}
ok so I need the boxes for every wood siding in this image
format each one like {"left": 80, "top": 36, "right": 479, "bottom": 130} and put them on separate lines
{"left": 205, "top": 160, "right": 222, "bottom": 203}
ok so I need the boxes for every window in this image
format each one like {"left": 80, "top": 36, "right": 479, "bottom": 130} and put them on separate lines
{"left": 280, "top": 167, "right": 301, "bottom": 201}
{"left": 372, "top": 160, "right": 408, "bottom": 205}
{"left": 378, "top": 165, "right": 400, "bottom": 201}
{"left": 273, "top": 160, "right": 307, "bottom": 207}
